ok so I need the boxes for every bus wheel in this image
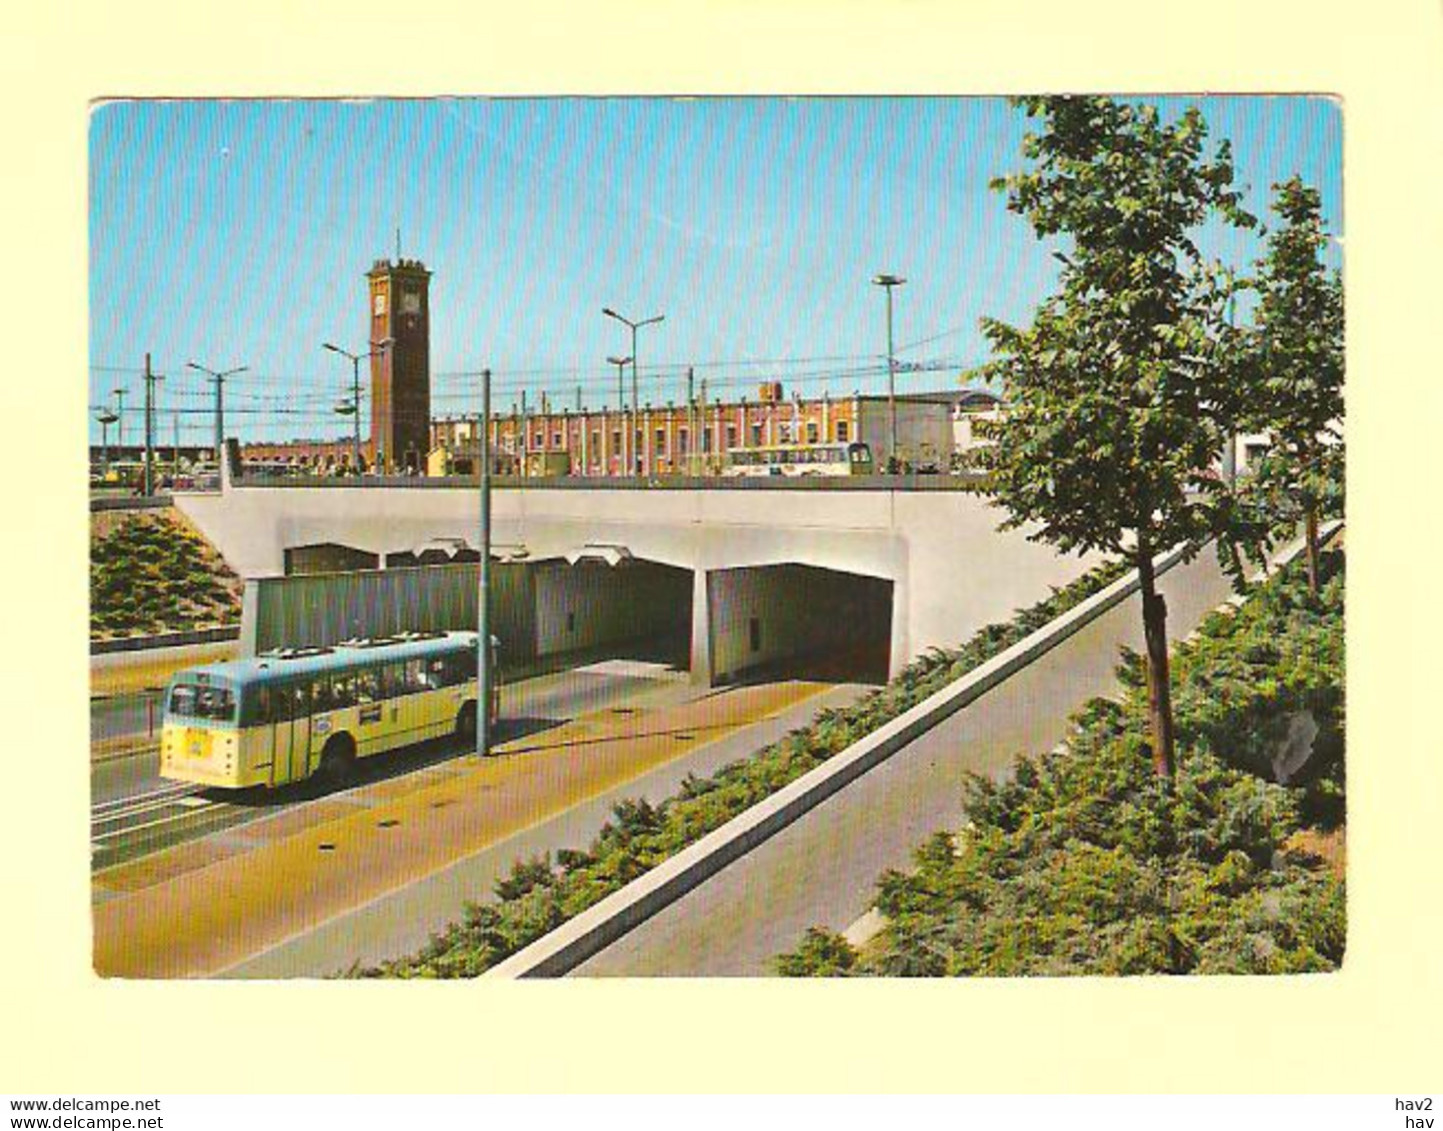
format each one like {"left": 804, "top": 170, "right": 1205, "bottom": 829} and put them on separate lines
{"left": 456, "top": 701, "right": 477, "bottom": 742}
{"left": 315, "top": 734, "right": 357, "bottom": 791}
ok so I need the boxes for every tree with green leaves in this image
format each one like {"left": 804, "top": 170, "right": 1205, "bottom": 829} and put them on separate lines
{"left": 980, "top": 96, "right": 1258, "bottom": 779}
{"left": 1238, "top": 176, "right": 1344, "bottom": 595}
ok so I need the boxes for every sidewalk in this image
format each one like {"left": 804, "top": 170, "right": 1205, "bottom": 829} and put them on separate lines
{"left": 92, "top": 676, "right": 834, "bottom": 978}
{"left": 225, "top": 681, "right": 866, "bottom": 977}
{"left": 90, "top": 641, "right": 239, "bottom": 699}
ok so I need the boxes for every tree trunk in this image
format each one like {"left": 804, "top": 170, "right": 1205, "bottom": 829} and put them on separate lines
{"left": 1136, "top": 542, "right": 1176, "bottom": 779}
{"left": 1304, "top": 505, "right": 1320, "bottom": 596}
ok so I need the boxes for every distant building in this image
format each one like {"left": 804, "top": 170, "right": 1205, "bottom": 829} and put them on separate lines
{"left": 429, "top": 384, "right": 1002, "bottom": 478}
{"left": 368, "top": 257, "right": 432, "bottom": 474}
{"left": 243, "top": 254, "right": 433, "bottom": 475}
{"left": 950, "top": 389, "right": 1007, "bottom": 458}
{"left": 243, "top": 252, "right": 1006, "bottom": 478}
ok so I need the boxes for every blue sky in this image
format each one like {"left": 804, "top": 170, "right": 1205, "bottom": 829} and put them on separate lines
{"left": 89, "top": 96, "right": 1342, "bottom": 446}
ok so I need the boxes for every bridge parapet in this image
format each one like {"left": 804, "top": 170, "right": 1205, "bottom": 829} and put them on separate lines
{"left": 175, "top": 479, "right": 1104, "bottom": 685}
{"left": 236, "top": 473, "right": 988, "bottom": 493}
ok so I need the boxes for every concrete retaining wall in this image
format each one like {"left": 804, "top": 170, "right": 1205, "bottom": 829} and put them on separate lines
{"left": 239, "top": 562, "right": 535, "bottom": 659}
{"left": 484, "top": 524, "right": 1342, "bottom": 978}
{"left": 175, "top": 482, "right": 1105, "bottom": 681}
{"left": 707, "top": 564, "right": 891, "bottom": 684}
{"left": 484, "top": 540, "right": 1195, "bottom": 978}
{"left": 533, "top": 561, "right": 690, "bottom": 658}
{"left": 89, "top": 495, "right": 172, "bottom": 513}
{"left": 90, "top": 625, "right": 240, "bottom": 655}
{"left": 707, "top": 564, "right": 815, "bottom": 682}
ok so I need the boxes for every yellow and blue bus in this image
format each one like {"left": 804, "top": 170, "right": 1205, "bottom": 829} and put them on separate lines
{"left": 721, "top": 441, "right": 874, "bottom": 477}
{"left": 160, "top": 631, "right": 499, "bottom": 790}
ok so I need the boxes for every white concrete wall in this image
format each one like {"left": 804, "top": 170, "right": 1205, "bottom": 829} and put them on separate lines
{"left": 705, "top": 564, "right": 891, "bottom": 683}
{"left": 533, "top": 561, "right": 689, "bottom": 658}
{"left": 708, "top": 565, "right": 810, "bottom": 682}
{"left": 176, "top": 483, "right": 1106, "bottom": 680}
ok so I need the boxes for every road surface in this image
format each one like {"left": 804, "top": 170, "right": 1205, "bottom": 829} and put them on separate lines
{"left": 92, "top": 674, "right": 854, "bottom": 977}
{"left": 90, "top": 657, "right": 695, "bottom": 867}
{"left": 572, "top": 549, "right": 1236, "bottom": 976}
{"left": 224, "top": 682, "right": 867, "bottom": 977}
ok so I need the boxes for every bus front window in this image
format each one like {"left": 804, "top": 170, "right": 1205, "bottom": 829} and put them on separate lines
{"left": 169, "top": 684, "right": 236, "bottom": 722}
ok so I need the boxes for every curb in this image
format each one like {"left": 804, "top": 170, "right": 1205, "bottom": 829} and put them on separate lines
{"left": 484, "top": 540, "right": 1195, "bottom": 978}
{"left": 90, "top": 495, "right": 173, "bottom": 513}
{"left": 92, "top": 741, "right": 160, "bottom": 766}
{"left": 91, "top": 626, "right": 241, "bottom": 656}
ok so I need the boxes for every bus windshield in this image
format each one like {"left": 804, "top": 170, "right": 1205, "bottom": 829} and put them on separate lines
{"left": 168, "top": 683, "right": 237, "bottom": 722}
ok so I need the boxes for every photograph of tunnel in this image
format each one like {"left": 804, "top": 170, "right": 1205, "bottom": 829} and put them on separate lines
{"left": 89, "top": 94, "right": 1343, "bottom": 981}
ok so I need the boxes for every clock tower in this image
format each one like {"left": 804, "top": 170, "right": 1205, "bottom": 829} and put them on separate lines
{"left": 367, "top": 257, "right": 432, "bottom": 473}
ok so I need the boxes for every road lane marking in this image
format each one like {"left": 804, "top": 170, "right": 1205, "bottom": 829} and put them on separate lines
{"left": 91, "top": 782, "right": 196, "bottom": 814}
{"left": 91, "top": 802, "right": 223, "bottom": 842}
{"left": 91, "top": 791, "right": 208, "bottom": 827}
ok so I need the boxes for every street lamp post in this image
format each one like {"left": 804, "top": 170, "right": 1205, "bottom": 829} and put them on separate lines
{"left": 96, "top": 410, "right": 118, "bottom": 477}
{"left": 323, "top": 339, "right": 392, "bottom": 474}
{"left": 113, "top": 389, "right": 127, "bottom": 454}
{"left": 186, "top": 360, "right": 248, "bottom": 465}
{"left": 142, "top": 353, "right": 163, "bottom": 497}
{"left": 871, "top": 274, "right": 906, "bottom": 471}
{"left": 478, "top": 367, "right": 492, "bottom": 759}
{"left": 606, "top": 355, "right": 631, "bottom": 475}
{"left": 603, "top": 307, "right": 664, "bottom": 476}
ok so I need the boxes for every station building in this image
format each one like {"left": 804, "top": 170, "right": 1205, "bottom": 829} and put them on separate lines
{"left": 428, "top": 384, "right": 1001, "bottom": 478}
{"left": 244, "top": 255, "right": 434, "bottom": 475}
{"left": 241, "top": 251, "right": 1002, "bottom": 478}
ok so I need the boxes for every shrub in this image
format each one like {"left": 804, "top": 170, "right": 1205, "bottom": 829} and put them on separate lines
{"left": 364, "top": 556, "right": 1133, "bottom": 978}
{"left": 778, "top": 548, "right": 1345, "bottom": 977}
{"left": 90, "top": 513, "right": 241, "bottom": 638}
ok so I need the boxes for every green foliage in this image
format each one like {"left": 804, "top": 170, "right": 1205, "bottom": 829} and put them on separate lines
{"left": 779, "top": 550, "right": 1345, "bottom": 977}
{"left": 1234, "top": 177, "right": 1345, "bottom": 563}
{"left": 90, "top": 514, "right": 241, "bottom": 638}
{"left": 774, "top": 929, "right": 858, "bottom": 977}
{"left": 493, "top": 855, "right": 556, "bottom": 902}
{"left": 362, "top": 557, "right": 1131, "bottom": 978}
{"left": 980, "top": 97, "right": 1259, "bottom": 572}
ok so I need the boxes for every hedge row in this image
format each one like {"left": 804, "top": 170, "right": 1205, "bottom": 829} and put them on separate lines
{"left": 363, "top": 556, "right": 1132, "bottom": 977}
{"left": 90, "top": 513, "right": 241, "bottom": 639}
{"left": 776, "top": 548, "right": 1346, "bottom": 977}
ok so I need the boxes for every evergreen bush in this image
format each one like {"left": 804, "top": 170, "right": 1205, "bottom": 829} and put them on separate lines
{"left": 777, "top": 549, "right": 1345, "bottom": 977}
{"left": 364, "top": 557, "right": 1133, "bottom": 978}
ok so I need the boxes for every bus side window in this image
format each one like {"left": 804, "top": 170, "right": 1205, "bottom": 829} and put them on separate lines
{"left": 356, "top": 668, "right": 381, "bottom": 703}
{"left": 239, "top": 686, "right": 268, "bottom": 726}
{"left": 331, "top": 673, "right": 359, "bottom": 709}
{"left": 402, "top": 659, "right": 427, "bottom": 693}
{"left": 430, "top": 652, "right": 475, "bottom": 688}
{"left": 311, "top": 675, "right": 332, "bottom": 713}
{"left": 275, "top": 682, "right": 308, "bottom": 721}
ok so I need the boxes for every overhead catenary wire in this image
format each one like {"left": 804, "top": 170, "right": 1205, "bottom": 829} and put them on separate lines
{"left": 89, "top": 342, "right": 991, "bottom": 443}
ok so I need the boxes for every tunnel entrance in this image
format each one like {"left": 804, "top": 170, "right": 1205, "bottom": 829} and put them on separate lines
{"left": 532, "top": 558, "right": 692, "bottom": 672}
{"left": 706, "top": 563, "right": 892, "bottom": 686}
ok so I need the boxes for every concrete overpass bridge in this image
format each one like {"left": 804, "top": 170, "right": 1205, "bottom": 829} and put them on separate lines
{"left": 173, "top": 476, "right": 1104, "bottom": 688}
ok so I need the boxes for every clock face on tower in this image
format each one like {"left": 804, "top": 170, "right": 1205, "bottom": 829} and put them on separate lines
{"left": 373, "top": 292, "right": 387, "bottom": 316}
{"left": 401, "top": 290, "right": 421, "bottom": 315}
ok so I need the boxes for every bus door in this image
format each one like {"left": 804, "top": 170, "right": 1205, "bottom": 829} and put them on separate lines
{"left": 269, "top": 682, "right": 312, "bottom": 787}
